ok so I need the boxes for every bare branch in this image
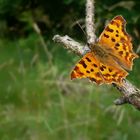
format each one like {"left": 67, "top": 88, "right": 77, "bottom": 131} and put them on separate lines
{"left": 86, "top": 0, "right": 96, "bottom": 44}
{"left": 113, "top": 80, "right": 140, "bottom": 110}
{"left": 53, "top": 35, "right": 90, "bottom": 56}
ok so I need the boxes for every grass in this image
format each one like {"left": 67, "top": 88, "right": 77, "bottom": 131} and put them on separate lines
{"left": 0, "top": 34, "right": 140, "bottom": 140}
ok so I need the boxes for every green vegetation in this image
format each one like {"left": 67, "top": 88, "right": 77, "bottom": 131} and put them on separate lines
{"left": 0, "top": 0, "right": 140, "bottom": 140}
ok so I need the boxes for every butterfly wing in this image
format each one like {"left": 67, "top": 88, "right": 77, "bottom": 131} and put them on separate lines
{"left": 71, "top": 52, "right": 128, "bottom": 85}
{"left": 71, "top": 52, "right": 104, "bottom": 85}
{"left": 99, "top": 56, "right": 128, "bottom": 84}
{"left": 98, "top": 15, "right": 138, "bottom": 70}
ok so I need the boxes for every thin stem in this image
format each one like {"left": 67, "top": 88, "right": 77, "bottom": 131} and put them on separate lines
{"left": 33, "top": 22, "right": 53, "bottom": 66}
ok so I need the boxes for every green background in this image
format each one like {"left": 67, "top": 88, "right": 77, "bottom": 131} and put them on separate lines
{"left": 0, "top": 0, "right": 140, "bottom": 139}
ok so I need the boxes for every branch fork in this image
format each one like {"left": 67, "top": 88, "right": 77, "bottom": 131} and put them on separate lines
{"left": 53, "top": 0, "right": 140, "bottom": 110}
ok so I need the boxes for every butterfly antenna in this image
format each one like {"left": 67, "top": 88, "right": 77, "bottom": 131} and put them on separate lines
{"left": 76, "top": 20, "right": 87, "bottom": 37}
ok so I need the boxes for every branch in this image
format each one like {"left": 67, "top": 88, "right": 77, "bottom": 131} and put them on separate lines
{"left": 113, "top": 80, "right": 140, "bottom": 110}
{"left": 86, "top": 0, "right": 96, "bottom": 44}
{"left": 53, "top": 0, "right": 140, "bottom": 110}
{"left": 53, "top": 35, "right": 90, "bottom": 56}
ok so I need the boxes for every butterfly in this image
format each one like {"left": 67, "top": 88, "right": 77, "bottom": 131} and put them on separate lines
{"left": 71, "top": 15, "right": 138, "bottom": 85}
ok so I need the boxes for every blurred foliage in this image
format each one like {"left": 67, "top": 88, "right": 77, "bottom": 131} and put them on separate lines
{"left": 0, "top": 0, "right": 140, "bottom": 140}
{"left": 0, "top": 0, "right": 140, "bottom": 47}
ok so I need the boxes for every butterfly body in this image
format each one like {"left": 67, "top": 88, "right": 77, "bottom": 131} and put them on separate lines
{"left": 71, "top": 15, "right": 138, "bottom": 85}
{"left": 90, "top": 43, "right": 109, "bottom": 59}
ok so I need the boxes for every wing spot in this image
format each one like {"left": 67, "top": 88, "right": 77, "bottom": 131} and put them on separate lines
{"left": 109, "top": 68, "right": 113, "bottom": 72}
{"left": 120, "top": 37, "right": 125, "bottom": 42}
{"left": 95, "top": 72, "right": 101, "bottom": 77}
{"left": 112, "top": 73, "right": 117, "bottom": 77}
{"left": 115, "top": 22, "right": 120, "bottom": 27}
{"left": 111, "top": 38, "right": 116, "bottom": 42}
{"left": 112, "top": 78, "right": 117, "bottom": 82}
{"left": 79, "top": 60, "right": 87, "bottom": 68}
{"left": 126, "top": 52, "right": 129, "bottom": 56}
{"left": 115, "top": 46, "right": 118, "bottom": 50}
{"left": 74, "top": 66, "right": 79, "bottom": 71}
{"left": 101, "top": 65, "right": 106, "bottom": 69}
{"left": 100, "top": 65, "right": 106, "bottom": 71}
{"left": 125, "top": 52, "right": 129, "bottom": 60}
{"left": 91, "top": 69, "right": 94, "bottom": 72}
{"left": 78, "top": 72, "right": 84, "bottom": 76}
{"left": 119, "top": 51, "right": 123, "bottom": 55}
{"left": 100, "top": 67, "right": 104, "bottom": 71}
{"left": 111, "top": 20, "right": 120, "bottom": 27}
{"left": 90, "top": 78, "right": 102, "bottom": 84}
{"left": 115, "top": 43, "right": 120, "bottom": 46}
{"left": 86, "top": 70, "right": 90, "bottom": 73}
{"left": 129, "top": 55, "right": 135, "bottom": 61}
{"left": 90, "top": 78, "right": 96, "bottom": 82}
{"left": 74, "top": 66, "right": 84, "bottom": 76}
{"left": 129, "top": 57, "right": 132, "bottom": 61}
{"left": 103, "top": 33, "right": 109, "bottom": 38}
{"left": 71, "top": 71, "right": 76, "bottom": 79}
{"left": 123, "top": 45, "right": 127, "bottom": 51}
{"left": 93, "top": 64, "right": 97, "bottom": 67}
{"left": 115, "top": 43, "right": 120, "bottom": 50}
{"left": 106, "top": 26, "right": 114, "bottom": 32}
{"left": 115, "top": 16, "right": 124, "bottom": 22}
{"left": 103, "top": 74, "right": 110, "bottom": 77}
{"left": 116, "top": 30, "right": 119, "bottom": 33}
{"left": 116, "top": 34, "right": 119, "bottom": 37}
{"left": 85, "top": 57, "right": 91, "bottom": 62}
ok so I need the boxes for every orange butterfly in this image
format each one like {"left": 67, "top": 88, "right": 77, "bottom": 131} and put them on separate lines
{"left": 71, "top": 15, "right": 138, "bottom": 85}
